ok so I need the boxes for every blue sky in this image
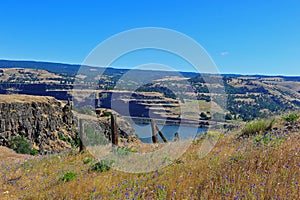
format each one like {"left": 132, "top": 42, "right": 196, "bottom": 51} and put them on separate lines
{"left": 0, "top": 0, "right": 299, "bottom": 75}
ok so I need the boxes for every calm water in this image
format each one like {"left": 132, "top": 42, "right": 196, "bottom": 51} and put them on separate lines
{"left": 131, "top": 123, "right": 207, "bottom": 143}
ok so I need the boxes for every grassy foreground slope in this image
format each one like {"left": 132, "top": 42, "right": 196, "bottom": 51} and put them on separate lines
{"left": 0, "top": 114, "right": 299, "bottom": 199}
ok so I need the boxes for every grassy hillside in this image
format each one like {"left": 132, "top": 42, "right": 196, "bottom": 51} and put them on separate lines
{"left": 0, "top": 113, "right": 299, "bottom": 199}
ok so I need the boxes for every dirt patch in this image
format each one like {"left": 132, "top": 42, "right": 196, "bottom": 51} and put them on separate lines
{"left": 0, "top": 146, "right": 32, "bottom": 164}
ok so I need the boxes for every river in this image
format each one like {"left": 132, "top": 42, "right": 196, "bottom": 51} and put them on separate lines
{"left": 131, "top": 123, "right": 207, "bottom": 143}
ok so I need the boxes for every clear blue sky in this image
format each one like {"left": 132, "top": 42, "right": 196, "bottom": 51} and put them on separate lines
{"left": 0, "top": 0, "right": 299, "bottom": 75}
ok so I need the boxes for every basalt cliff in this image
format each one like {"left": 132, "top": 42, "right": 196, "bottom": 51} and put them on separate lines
{"left": 0, "top": 94, "right": 136, "bottom": 154}
{"left": 0, "top": 95, "right": 76, "bottom": 154}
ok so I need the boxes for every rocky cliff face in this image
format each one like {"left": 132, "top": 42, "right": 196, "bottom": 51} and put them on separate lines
{"left": 0, "top": 95, "right": 75, "bottom": 154}
{"left": 0, "top": 95, "right": 137, "bottom": 154}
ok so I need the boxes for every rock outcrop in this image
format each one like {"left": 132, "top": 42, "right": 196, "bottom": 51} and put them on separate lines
{"left": 0, "top": 95, "right": 138, "bottom": 154}
{"left": 0, "top": 95, "right": 75, "bottom": 154}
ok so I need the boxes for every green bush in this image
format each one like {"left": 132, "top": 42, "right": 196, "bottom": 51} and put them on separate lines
{"left": 225, "top": 113, "right": 233, "bottom": 120}
{"left": 282, "top": 113, "right": 299, "bottom": 122}
{"left": 253, "top": 133, "right": 285, "bottom": 146}
{"left": 70, "top": 136, "right": 81, "bottom": 148}
{"left": 103, "top": 111, "right": 112, "bottom": 117}
{"left": 30, "top": 148, "right": 39, "bottom": 156}
{"left": 200, "top": 112, "right": 209, "bottom": 120}
{"left": 58, "top": 132, "right": 80, "bottom": 148}
{"left": 240, "top": 118, "right": 275, "bottom": 137}
{"left": 90, "top": 159, "right": 114, "bottom": 172}
{"left": 8, "top": 136, "right": 38, "bottom": 155}
{"left": 58, "top": 132, "right": 65, "bottom": 140}
{"left": 253, "top": 134, "right": 271, "bottom": 145}
{"left": 83, "top": 157, "right": 93, "bottom": 164}
{"left": 59, "top": 172, "right": 77, "bottom": 182}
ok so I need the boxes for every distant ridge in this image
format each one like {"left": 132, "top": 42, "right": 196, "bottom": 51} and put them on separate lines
{"left": 0, "top": 59, "right": 80, "bottom": 76}
{"left": 0, "top": 59, "right": 199, "bottom": 78}
{"left": 0, "top": 59, "right": 299, "bottom": 81}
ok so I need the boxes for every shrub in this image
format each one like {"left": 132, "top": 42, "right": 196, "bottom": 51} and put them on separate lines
{"left": 30, "top": 148, "right": 39, "bottom": 156}
{"left": 240, "top": 118, "right": 275, "bottom": 137}
{"left": 282, "top": 113, "right": 299, "bottom": 122}
{"left": 59, "top": 172, "right": 77, "bottom": 182}
{"left": 90, "top": 159, "right": 114, "bottom": 172}
{"left": 103, "top": 111, "right": 112, "bottom": 117}
{"left": 253, "top": 132, "right": 285, "bottom": 146}
{"left": 83, "top": 157, "right": 93, "bottom": 164}
{"left": 225, "top": 113, "right": 233, "bottom": 120}
{"left": 253, "top": 134, "right": 271, "bottom": 145}
{"left": 58, "top": 132, "right": 66, "bottom": 141}
{"left": 200, "top": 112, "right": 209, "bottom": 120}
{"left": 70, "top": 136, "right": 81, "bottom": 148}
{"left": 8, "top": 136, "right": 38, "bottom": 155}
{"left": 58, "top": 132, "right": 80, "bottom": 148}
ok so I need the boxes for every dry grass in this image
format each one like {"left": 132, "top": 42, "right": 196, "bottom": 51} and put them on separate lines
{"left": 0, "top": 120, "right": 299, "bottom": 199}
{"left": 0, "top": 147, "right": 32, "bottom": 164}
{"left": 0, "top": 68, "right": 62, "bottom": 84}
{"left": 0, "top": 94, "right": 57, "bottom": 104}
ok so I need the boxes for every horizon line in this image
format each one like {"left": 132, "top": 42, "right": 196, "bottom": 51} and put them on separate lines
{"left": 0, "top": 58, "right": 299, "bottom": 77}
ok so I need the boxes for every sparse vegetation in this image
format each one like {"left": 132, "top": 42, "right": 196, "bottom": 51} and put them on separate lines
{"left": 90, "top": 159, "right": 114, "bottom": 172}
{"left": 283, "top": 113, "right": 299, "bottom": 122}
{"left": 0, "top": 115, "right": 299, "bottom": 199}
{"left": 59, "top": 172, "right": 77, "bottom": 182}
{"left": 30, "top": 148, "right": 39, "bottom": 156}
{"left": 7, "top": 136, "right": 38, "bottom": 155}
{"left": 58, "top": 132, "right": 80, "bottom": 148}
{"left": 240, "top": 118, "right": 275, "bottom": 138}
{"left": 253, "top": 132, "right": 285, "bottom": 146}
{"left": 83, "top": 157, "right": 93, "bottom": 164}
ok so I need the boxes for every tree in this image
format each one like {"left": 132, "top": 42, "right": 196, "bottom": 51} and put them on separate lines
{"left": 225, "top": 113, "right": 233, "bottom": 120}
{"left": 200, "top": 112, "right": 209, "bottom": 120}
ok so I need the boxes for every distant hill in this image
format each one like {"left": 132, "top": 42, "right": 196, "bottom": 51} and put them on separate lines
{"left": 0, "top": 59, "right": 299, "bottom": 121}
{"left": 0, "top": 60, "right": 80, "bottom": 76}
{"left": 0, "top": 60, "right": 198, "bottom": 78}
{"left": 1, "top": 59, "right": 299, "bottom": 80}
